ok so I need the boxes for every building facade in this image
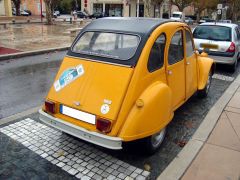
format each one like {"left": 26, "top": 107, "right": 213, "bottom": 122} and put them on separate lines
{"left": 21, "top": 0, "right": 46, "bottom": 16}
{"left": 0, "top": 0, "right": 12, "bottom": 16}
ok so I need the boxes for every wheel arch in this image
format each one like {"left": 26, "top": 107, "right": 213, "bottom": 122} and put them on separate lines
{"left": 118, "top": 81, "right": 173, "bottom": 141}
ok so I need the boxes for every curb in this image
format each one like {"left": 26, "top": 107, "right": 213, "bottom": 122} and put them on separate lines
{"left": 0, "top": 46, "right": 70, "bottom": 61}
{"left": 0, "top": 106, "right": 41, "bottom": 126}
{"left": 157, "top": 74, "right": 240, "bottom": 180}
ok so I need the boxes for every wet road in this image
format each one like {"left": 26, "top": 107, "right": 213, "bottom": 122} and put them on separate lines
{"left": 0, "top": 52, "right": 239, "bottom": 179}
{"left": 0, "top": 51, "right": 66, "bottom": 119}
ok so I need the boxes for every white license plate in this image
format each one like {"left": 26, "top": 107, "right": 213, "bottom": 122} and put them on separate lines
{"left": 60, "top": 105, "right": 96, "bottom": 124}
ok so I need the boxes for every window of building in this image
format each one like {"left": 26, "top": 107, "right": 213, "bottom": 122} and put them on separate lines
{"left": 168, "top": 30, "right": 184, "bottom": 65}
{"left": 147, "top": 34, "right": 166, "bottom": 72}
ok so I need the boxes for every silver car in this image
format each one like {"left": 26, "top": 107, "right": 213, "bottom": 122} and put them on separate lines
{"left": 193, "top": 22, "right": 240, "bottom": 72}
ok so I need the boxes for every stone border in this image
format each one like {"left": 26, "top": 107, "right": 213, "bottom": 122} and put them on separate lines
{"left": 0, "top": 106, "right": 41, "bottom": 126}
{"left": 0, "top": 46, "right": 69, "bottom": 61}
{"left": 157, "top": 74, "right": 240, "bottom": 180}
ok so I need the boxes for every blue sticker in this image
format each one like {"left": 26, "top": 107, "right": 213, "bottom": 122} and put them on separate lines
{"left": 54, "top": 64, "right": 84, "bottom": 92}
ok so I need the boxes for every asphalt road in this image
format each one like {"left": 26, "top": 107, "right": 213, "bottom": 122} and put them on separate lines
{"left": 0, "top": 51, "right": 239, "bottom": 179}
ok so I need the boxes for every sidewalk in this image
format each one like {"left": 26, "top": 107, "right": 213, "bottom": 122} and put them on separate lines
{"left": 158, "top": 74, "right": 240, "bottom": 180}
{"left": 182, "top": 87, "right": 240, "bottom": 180}
{"left": 0, "top": 18, "right": 91, "bottom": 56}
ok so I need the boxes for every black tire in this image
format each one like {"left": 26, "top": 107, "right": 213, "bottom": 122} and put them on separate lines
{"left": 198, "top": 70, "right": 212, "bottom": 98}
{"left": 141, "top": 128, "right": 166, "bottom": 155}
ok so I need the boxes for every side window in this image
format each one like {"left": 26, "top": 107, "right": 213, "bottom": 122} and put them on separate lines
{"left": 168, "top": 30, "right": 184, "bottom": 65}
{"left": 147, "top": 34, "right": 166, "bottom": 72}
{"left": 186, "top": 30, "right": 195, "bottom": 57}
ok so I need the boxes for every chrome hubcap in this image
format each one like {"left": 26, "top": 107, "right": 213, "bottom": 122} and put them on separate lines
{"left": 151, "top": 128, "right": 166, "bottom": 148}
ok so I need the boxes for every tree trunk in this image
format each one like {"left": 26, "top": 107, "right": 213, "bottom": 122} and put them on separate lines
{"left": 16, "top": 3, "right": 20, "bottom": 16}
{"left": 45, "top": 1, "right": 53, "bottom": 25}
{"left": 144, "top": 0, "right": 151, "bottom": 17}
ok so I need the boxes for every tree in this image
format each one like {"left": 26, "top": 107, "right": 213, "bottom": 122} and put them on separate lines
{"left": 44, "top": 0, "right": 53, "bottom": 25}
{"left": 171, "top": 0, "right": 192, "bottom": 12}
{"left": 193, "top": 0, "right": 218, "bottom": 21}
{"left": 12, "top": 0, "right": 21, "bottom": 16}
{"left": 143, "top": 0, "right": 165, "bottom": 17}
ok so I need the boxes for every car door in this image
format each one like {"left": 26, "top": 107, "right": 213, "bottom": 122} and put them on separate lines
{"left": 185, "top": 28, "right": 198, "bottom": 98}
{"left": 167, "top": 29, "right": 186, "bottom": 110}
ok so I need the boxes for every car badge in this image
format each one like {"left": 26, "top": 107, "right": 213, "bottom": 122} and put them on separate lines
{"left": 74, "top": 101, "right": 81, "bottom": 106}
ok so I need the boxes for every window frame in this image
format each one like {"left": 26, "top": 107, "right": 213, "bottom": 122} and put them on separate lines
{"left": 185, "top": 29, "right": 195, "bottom": 57}
{"left": 168, "top": 30, "right": 184, "bottom": 65}
{"left": 147, "top": 33, "right": 166, "bottom": 72}
{"left": 71, "top": 30, "right": 142, "bottom": 61}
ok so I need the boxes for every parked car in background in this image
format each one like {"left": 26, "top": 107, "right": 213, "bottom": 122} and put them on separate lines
{"left": 219, "top": 19, "right": 232, "bottom": 23}
{"left": 199, "top": 17, "right": 214, "bottom": 24}
{"left": 170, "top": 11, "right": 185, "bottom": 22}
{"left": 39, "top": 18, "right": 214, "bottom": 154}
{"left": 185, "top": 17, "right": 194, "bottom": 25}
{"left": 42, "top": 12, "right": 57, "bottom": 18}
{"left": 12, "top": 8, "right": 30, "bottom": 16}
{"left": 89, "top": 12, "right": 106, "bottom": 19}
{"left": 76, "top": 11, "right": 88, "bottom": 18}
{"left": 193, "top": 22, "right": 240, "bottom": 72}
{"left": 54, "top": 10, "right": 60, "bottom": 16}
{"left": 24, "top": 10, "right": 32, "bottom": 16}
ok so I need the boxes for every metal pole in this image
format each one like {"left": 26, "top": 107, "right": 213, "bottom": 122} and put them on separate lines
{"left": 137, "top": 0, "right": 139, "bottom": 17}
{"left": 40, "top": 0, "right": 43, "bottom": 22}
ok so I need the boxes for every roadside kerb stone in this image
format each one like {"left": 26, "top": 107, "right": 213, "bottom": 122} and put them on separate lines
{"left": 0, "top": 46, "right": 69, "bottom": 61}
{"left": 0, "top": 118, "right": 150, "bottom": 179}
{"left": 157, "top": 74, "right": 240, "bottom": 180}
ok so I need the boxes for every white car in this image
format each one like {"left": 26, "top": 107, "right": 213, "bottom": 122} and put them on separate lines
{"left": 193, "top": 22, "right": 240, "bottom": 72}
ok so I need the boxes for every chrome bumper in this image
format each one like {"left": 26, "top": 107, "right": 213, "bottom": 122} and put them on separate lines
{"left": 39, "top": 109, "right": 122, "bottom": 150}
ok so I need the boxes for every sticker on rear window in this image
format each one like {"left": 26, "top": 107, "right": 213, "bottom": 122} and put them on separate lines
{"left": 54, "top": 64, "right": 84, "bottom": 92}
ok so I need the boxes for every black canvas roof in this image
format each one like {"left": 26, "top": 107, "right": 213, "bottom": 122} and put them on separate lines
{"left": 68, "top": 17, "right": 174, "bottom": 66}
{"left": 83, "top": 17, "right": 172, "bottom": 36}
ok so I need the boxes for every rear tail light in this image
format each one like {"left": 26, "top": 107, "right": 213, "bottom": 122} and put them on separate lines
{"left": 227, "top": 42, "right": 235, "bottom": 53}
{"left": 96, "top": 118, "right": 112, "bottom": 133}
{"left": 45, "top": 100, "right": 56, "bottom": 114}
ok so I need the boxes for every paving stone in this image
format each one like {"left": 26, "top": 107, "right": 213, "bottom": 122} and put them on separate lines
{"left": 112, "top": 170, "right": 120, "bottom": 176}
{"left": 56, "top": 162, "right": 65, "bottom": 168}
{"left": 118, "top": 173, "right": 127, "bottom": 179}
{"left": 76, "top": 172, "right": 84, "bottom": 179}
{"left": 92, "top": 174, "right": 103, "bottom": 180}
{"left": 107, "top": 175, "right": 117, "bottom": 180}
{"left": 40, "top": 153, "right": 48, "bottom": 158}
{"left": 87, "top": 171, "right": 94, "bottom": 178}
{"left": 62, "top": 165, "right": 71, "bottom": 171}
{"left": 118, "top": 167, "right": 127, "bottom": 173}
{"left": 130, "top": 172, "right": 138, "bottom": 178}
{"left": 136, "top": 175, "right": 146, "bottom": 180}
{"left": 106, "top": 167, "right": 114, "bottom": 174}
{"left": 142, "top": 170, "right": 150, "bottom": 177}
{"left": 72, "top": 164, "right": 80, "bottom": 169}
{"left": 68, "top": 168, "right": 78, "bottom": 175}
{"left": 82, "top": 169, "right": 90, "bottom": 175}
{"left": 134, "top": 168, "right": 143, "bottom": 174}
{"left": 46, "top": 156, "right": 54, "bottom": 162}
{"left": 124, "top": 176, "right": 134, "bottom": 180}
{"left": 51, "top": 159, "right": 59, "bottom": 164}
{"left": 77, "top": 166, "right": 85, "bottom": 172}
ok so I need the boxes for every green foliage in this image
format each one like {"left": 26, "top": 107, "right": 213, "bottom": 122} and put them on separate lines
{"left": 57, "top": 0, "right": 81, "bottom": 14}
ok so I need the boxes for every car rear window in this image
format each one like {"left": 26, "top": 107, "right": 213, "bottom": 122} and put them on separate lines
{"left": 193, "top": 25, "right": 232, "bottom": 41}
{"left": 72, "top": 32, "right": 140, "bottom": 61}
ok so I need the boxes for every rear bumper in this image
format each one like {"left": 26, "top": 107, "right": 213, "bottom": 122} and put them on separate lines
{"left": 199, "top": 50, "right": 238, "bottom": 65}
{"left": 39, "top": 109, "right": 122, "bottom": 150}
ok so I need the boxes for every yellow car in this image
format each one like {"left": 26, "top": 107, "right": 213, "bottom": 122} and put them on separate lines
{"left": 39, "top": 18, "right": 214, "bottom": 154}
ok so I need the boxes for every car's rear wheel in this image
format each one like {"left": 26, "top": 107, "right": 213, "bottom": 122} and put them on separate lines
{"left": 198, "top": 70, "right": 212, "bottom": 98}
{"left": 142, "top": 127, "right": 166, "bottom": 154}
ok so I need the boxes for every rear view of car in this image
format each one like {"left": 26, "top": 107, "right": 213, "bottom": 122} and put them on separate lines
{"left": 193, "top": 23, "right": 240, "bottom": 72}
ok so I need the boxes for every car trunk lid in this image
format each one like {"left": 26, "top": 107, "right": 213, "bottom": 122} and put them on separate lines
{"left": 47, "top": 56, "right": 133, "bottom": 122}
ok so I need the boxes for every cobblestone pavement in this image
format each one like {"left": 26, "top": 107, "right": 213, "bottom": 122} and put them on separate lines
{"left": 0, "top": 118, "right": 150, "bottom": 180}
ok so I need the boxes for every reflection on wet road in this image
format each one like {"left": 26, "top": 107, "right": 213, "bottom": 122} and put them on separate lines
{"left": 0, "top": 51, "right": 66, "bottom": 119}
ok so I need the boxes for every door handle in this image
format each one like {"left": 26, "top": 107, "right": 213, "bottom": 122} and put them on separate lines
{"left": 167, "top": 70, "right": 173, "bottom": 75}
{"left": 186, "top": 61, "right": 190, "bottom": 65}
